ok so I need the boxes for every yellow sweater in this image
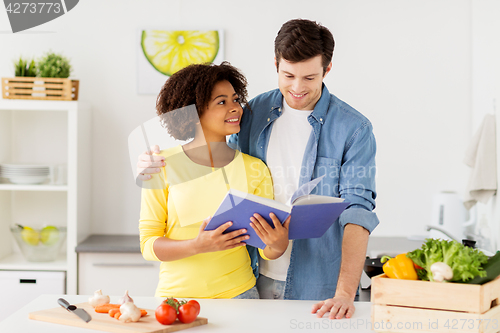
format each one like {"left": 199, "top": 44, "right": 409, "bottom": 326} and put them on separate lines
{"left": 139, "top": 145, "right": 273, "bottom": 298}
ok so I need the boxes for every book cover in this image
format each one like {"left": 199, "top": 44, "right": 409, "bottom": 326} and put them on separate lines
{"left": 204, "top": 177, "right": 350, "bottom": 249}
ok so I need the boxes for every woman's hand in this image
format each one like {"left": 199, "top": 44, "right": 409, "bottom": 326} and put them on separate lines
{"left": 250, "top": 213, "right": 291, "bottom": 259}
{"left": 194, "top": 217, "right": 249, "bottom": 254}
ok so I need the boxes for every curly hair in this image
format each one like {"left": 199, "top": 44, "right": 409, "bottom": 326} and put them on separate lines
{"left": 274, "top": 19, "right": 334, "bottom": 75}
{"left": 156, "top": 61, "right": 249, "bottom": 141}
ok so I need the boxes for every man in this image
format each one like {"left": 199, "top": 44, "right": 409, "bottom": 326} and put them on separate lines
{"left": 137, "top": 19, "right": 378, "bottom": 319}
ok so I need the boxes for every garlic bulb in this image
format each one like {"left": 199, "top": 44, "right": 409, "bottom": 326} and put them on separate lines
{"left": 88, "top": 289, "right": 110, "bottom": 308}
{"left": 119, "top": 302, "right": 141, "bottom": 323}
{"left": 119, "top": 290, "right": 134, "bottom": 305}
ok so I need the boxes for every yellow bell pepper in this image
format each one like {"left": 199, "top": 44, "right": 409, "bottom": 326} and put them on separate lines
{"left": 380, "top": 254, "right": 418, "bottom": 280}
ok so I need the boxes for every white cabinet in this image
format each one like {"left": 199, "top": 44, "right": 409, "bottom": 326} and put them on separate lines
{"left": 0, "top": 270, "right": 65, "bottom": 321}
{"left": 0, "top": 99, "right": 91, "bottom": 295}
{"left": 78, "top": 252, "right": 160, "bottom": 297}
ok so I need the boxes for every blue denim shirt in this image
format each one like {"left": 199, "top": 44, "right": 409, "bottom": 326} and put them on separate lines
{"left": 229, "top": 84, "right": 379, "bottom": 300}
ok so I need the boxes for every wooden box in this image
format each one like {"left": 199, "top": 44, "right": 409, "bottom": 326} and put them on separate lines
{"left": 371, "top": 274, "right": 500, "bottom": 333}
{"left": 2, "top": 77, "right": 79, "bottom": 101}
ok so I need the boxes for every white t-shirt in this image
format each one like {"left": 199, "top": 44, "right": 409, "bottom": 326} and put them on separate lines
{"left": 259, "top": 98, "right": 312, "bottom": 281}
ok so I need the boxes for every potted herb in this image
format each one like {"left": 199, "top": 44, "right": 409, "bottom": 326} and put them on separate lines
{"left": 14, "top": 57, "right": 36, "bottom": 77}
{"left": 3, "top": 52, "right": 78, "bottom": 101}
{"left": 37, "top": 52, "right": 72, "bottom": 78}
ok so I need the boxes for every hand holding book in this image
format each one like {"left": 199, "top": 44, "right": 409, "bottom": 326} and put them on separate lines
{"left": 204, "top": 175, "right": 350, "bottom": 249}
{"left": 195, "top": 217, "right": 249, "bottom": 253}
{"left": 250, "top": 213, "right": 291, "bottom": 259}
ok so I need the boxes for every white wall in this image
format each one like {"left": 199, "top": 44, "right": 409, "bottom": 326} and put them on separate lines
{"left": 471, "top": 0, "right": 500, "bottom": 251}
{"left": 0, "top": 0, "right": 481, "bottom": 237}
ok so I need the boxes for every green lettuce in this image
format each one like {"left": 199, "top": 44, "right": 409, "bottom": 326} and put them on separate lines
{"left": 406, "top": 238, "right": 488, "bottom": 282}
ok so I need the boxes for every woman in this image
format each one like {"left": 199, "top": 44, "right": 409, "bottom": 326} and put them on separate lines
{"left": 139, "top": 62, "right": 290, "bottom": 299}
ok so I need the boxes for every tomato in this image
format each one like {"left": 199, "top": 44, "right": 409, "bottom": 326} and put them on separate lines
{"left": 178, "top": 303, "right": 198, "bottom": 324}
{"left": 164, "top": 297, "right": 180, "bottom": 310}
{"left": 187, "top": 300, "right": 200, "bottom": 316}
{"left": 155, "top": 303, "right": 177, "bottom": 325}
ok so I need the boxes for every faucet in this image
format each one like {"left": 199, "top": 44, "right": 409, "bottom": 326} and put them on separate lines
{"left": 425, "top": 225, "right": 461, "bottom": 242}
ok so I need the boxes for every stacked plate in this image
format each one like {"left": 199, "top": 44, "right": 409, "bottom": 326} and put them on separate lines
{"left": 0, "top": 163, "right": 50, "bottom": 185}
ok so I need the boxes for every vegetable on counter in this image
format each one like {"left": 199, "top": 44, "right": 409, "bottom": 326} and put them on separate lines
{"left": 187, "top": 300, "right": 200, "bottom": 316}
{"left": 155, "top": 297, "right": 201, "bottom": 325}
{"left": 89, "top": 290, "right": 148, "bottom": 322}
{"left": 465, "top": 251, "right": 500, "bottom": 284}
{"left": 118, "top": 290, "right": 133, "bottom": 305}
{"left": 119, "top": 302, "right": 142, "bottom": 323}
{"left": 108, "top": 307, "right": 147, "bottom": 320}
{"left": 430, "top": 262, "right": 453, "bottom": 282}
{"left": 380, "top": 254, "right": 418, "bottom": 280}
{"left": 88, "top": 290, "right": 110, "bottom": 308}
{"left": 108, "top": 308, "right": 120, "bottom": 318}
{"left": 407, "top": 238, "right": 489, "bottom": 283}
{"left": 178, "top": 302, "right": 198, "bottom": 324}
{"left": 155, "top": 300, "right": 177, "bottom": 325}
{"left": 94, "top": 303, "right": 120, "bottom": 313}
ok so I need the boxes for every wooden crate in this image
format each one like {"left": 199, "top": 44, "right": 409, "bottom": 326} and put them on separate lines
{"left": 2, "top": 77, "right": 79, "bottom": 101}
{"left": 371, "top": 274, "right": 500, "bottom": 333}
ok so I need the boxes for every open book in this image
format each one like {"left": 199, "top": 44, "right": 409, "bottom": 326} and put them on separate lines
{"left": 204, "top": 176, "right": 350, "bottom": 249}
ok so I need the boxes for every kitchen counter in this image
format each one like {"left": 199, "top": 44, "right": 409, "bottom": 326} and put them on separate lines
{"left": 75, "top": 235, "right": 424, "bottom": 255}
{"left": 366, "top": 236, "right": 424, "bottom": 258}
{"left": 0, "top": 295, "right": 375, "bottom": 332}
{"left": 75, "top": 234, "right": 140, "bottom": 253}
{"left": 74, "top": 235, "right": 422, "bottom": 302}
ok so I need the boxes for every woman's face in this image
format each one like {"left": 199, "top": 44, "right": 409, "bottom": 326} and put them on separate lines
{"left": 199, "top": 80, "right": 243, "bottom": 142}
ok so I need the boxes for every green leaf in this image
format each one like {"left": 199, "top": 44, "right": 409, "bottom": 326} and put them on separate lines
{"left": 14, "top": 57, "right": 28, "bottom": 76}
{"left": 407, "top": 238, "right": 488, "bottom": 283}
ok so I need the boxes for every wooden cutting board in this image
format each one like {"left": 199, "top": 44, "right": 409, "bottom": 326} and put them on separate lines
{"left": 29, "top": 302, "right": 208, "bottom": 333}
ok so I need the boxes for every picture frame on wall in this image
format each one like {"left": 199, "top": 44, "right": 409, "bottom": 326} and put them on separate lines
{"left": 137, "top": 28, "right": 225, "bottom": 95}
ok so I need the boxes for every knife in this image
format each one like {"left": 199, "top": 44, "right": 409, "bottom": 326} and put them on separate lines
{"left": 57, "top": 298, "right": 92, "bottom": 323}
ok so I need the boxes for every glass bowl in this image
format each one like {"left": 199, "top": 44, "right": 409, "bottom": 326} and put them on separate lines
{"left": 10, "top": 225, "right": 67, "bottom": 262}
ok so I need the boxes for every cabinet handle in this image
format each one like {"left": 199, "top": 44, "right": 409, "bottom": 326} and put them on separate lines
{"left": 92, "top": 263, "right": 155, "bottom": 267}
{"left": 20, "top": 279, "right": 37, "bottom": 284}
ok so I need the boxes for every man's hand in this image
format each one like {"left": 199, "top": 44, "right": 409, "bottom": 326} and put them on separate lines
{"left": 250, "top": 213, "right": 290, "bottom": 259}
{"left": 311, "top": 294, "right": 355, "bottom": 319}
{"left": 194, "top": 217, "right": 250, "bottom": 253}
{"left": 311, "top": 224, "right": 368, "bottom": 319}
{"left": 136, "top": 145, "right": 165, "bottom": 180}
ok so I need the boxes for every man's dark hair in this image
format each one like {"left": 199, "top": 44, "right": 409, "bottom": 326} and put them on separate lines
{"left": 274, "top": 19, "right": 334, "bottom": 75}
{"left": 156, "top": 61, "right": 249, "bottom": 140}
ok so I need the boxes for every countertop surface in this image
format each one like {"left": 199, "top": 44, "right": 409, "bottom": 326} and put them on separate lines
{"left": 76, "top": 234, "right": 424, "bottom": 255}
{"left": 0, "top": 294, "right": 375, "bottom": 333}
{"left": 366, "top": 236, "right": 424, "bottom": 257}
{"left": 75, "top": 234, "right": 140, "bottom": 253}
{"left": 74, "top": 235, "right": 423, "bottom": 302}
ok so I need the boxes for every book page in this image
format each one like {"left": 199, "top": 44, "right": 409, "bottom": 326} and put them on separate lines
{"left": 292, "top": 194, "right": 344, "bottom": 206}
{"left": 228, "top": 189, "right": 291, "bottom": 213}
{"left": 289, "top": 175, "right": 325, "bottom": 204}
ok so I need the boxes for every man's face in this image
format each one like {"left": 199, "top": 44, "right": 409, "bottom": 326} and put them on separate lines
{"left": 276, "top": 55, "right": 331, "bottom": 111}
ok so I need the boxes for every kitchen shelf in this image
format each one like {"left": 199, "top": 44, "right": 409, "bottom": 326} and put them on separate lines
{"left": 0, "top": 99, "right": 79, "bottom": 112}
{"left": 0, "top": 184, "right": 68, "bottom": 191}
{"left": 0, "top": 253, "right": 67, "bottom": 271}
{"left": 0, "top": 99, "right": 91, "bottom": 295}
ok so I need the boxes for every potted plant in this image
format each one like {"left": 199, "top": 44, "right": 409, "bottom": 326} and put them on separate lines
{"left": 36, "top": 52, "right": 72, "bottom": 78}
{"left": 3, "top": 52, "right": 78, "bottom": 101}
{"left": 14, "top": 57, "right": 37, "bottom": 77}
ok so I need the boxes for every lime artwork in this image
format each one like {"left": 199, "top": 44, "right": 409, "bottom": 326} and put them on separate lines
{"left": 141, "top": 30, "right": 220, "bottom": 77}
